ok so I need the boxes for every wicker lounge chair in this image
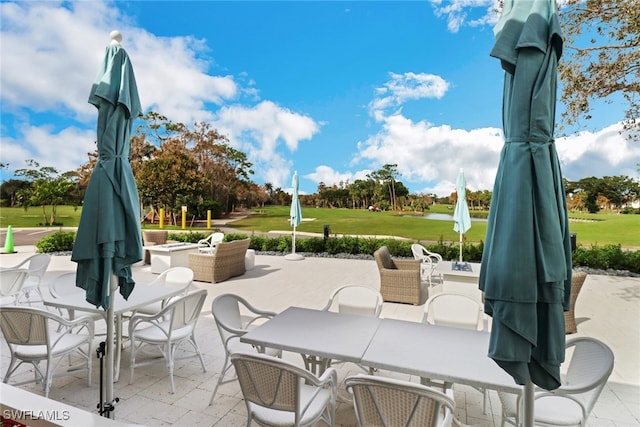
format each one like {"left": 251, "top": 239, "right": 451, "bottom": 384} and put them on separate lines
{"left": 565, "top": 271, "right": 587, "bottom": 334}
{"left": 373, "top": 246, "right": 422, "bottom": 305}
{"left": 142, "top": 230, "right": 168, "bottom": 264}
{"left": 188, "top": 238, "right": 250, "bottom": 283}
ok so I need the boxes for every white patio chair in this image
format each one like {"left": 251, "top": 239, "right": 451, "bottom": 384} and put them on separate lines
{"left": 231, "top": 351, "right": 338, "bottom": 427}
{"left": 0, "top": 269, "right": 29, "bottom": 306}
{"left": 423, "top": 292, "right": 484, "bottom": 331}
{"left": 306, "top": 285, "right": 383, "bottom": 375}
{"left": 128, "top": 289, "right": 207, "bottom": 393}
{"left": 411, "top": 243, "right": 443, "bottom": 285}
{"left": 345, "top": 374, "right": 458, "bottom": 427}
{"left": 48, "top": 272, "right": 103, "bottom": 321}
{"left": 133, "top": 267, "right": 194, "bottom": 315}
{"left": 498, "top": 336, "right": 614, "bottom": 427}
{"left": 197, "top": 232, "right": 224, "bottom": 254}
{"left": 209, "top": 293, "right": 282, "bottom": 405}
{"left": 0, "top": 306, "right": 94, "bottom": 397}
{"left": 322, "top": 284, "right": 383, "bottom": 317}
{"left": 10, "top": 254, "right": 52, "bottom": 305}
{"left": 423, "top": 292, "right": 488, "bottom": 412}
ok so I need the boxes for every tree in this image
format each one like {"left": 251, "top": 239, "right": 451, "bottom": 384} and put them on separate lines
{"left": 0, "top": 179, "right": 30, "bottom": 207}
{"left": 14, "top": 160, "right": 76, "bottom": 225}
{"left": 369, "top": 164, "right": 400, "bottom": 210}
{"left": 558, "top": 0, "right": 640, "bottom": 137}
{"left": 136, "top": 141, "right": 204, "bottom": 224}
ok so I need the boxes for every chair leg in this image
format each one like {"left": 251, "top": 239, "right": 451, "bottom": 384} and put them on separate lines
{"left": 129, "top": 341, "right": 137, "bottom": 385}
{"left": 189, "top": 334, "right": 207, "bottom": 373}
{"left": 210, "top": 355, "right": 233, "bottom": 405}
{"left": 167, "top": 343, "right": 175, "bottom": 394}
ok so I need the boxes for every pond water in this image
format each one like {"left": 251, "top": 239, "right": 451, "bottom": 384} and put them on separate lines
{"left": 423, "top": 213, "right": 488, "bottom": 222}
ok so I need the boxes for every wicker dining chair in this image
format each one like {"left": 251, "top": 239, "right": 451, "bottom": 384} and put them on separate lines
{"left": 345, "top": 374, "right": 458, "bottom": 427}
{"left": 231, "top": 351, "right": 338, "bottom": 427}
{"left": 209, "top": 293, "right": 281, "bottom": 405}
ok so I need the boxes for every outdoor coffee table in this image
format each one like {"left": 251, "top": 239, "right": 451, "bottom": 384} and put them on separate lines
{"left": 436, "top": 261, "right": 482, "bottom": 284}
{"left": 144, "top": 242, "right": 200, "bottom": 274}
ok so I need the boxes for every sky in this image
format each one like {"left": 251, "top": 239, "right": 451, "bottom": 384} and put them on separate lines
{"left": 1, "top": 1, "right": 638, "bottom": 197}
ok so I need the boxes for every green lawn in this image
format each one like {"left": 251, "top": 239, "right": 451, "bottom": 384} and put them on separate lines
{"left": 1, "top": 204, "right": 638, "bottom": 249}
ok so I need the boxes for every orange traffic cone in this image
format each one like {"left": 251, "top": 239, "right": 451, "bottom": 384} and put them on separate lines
{"left": 2, "top": 225, "right": 16, "bottom": 254}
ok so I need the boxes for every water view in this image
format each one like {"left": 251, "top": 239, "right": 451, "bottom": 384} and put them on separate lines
{"left": 423, "top": 213, "right": 488, "bottom": 222}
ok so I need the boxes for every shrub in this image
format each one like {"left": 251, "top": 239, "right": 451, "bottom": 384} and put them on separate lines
{"left": 223, "top": 232, "right": 250, "bottom": 242}
{"left": 297, "top": 237, "right": 325, "bottom": 253}
{"left": 32, "top": 231, "right": 639, "bottom": 274}
{"left": 168, "top": 231, "right": 208, "bottom": 243}
{"left": 249, "top": 235, "right": 270, "bottom": 251}
{"left": 35, "top": 231, "right": 76, "bottom": 253}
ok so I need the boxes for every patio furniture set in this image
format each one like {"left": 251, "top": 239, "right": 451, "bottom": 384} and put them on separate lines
{"left": 142, "top": 230, "right": 253, "bottom": 282}
{"left": 210, "top": 283, "right": 612, "bottom": 427}
{"left": 0, "top": 247, "right": 605, "bottom": 427}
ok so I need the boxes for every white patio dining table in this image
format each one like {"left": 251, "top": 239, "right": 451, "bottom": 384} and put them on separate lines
{"left": 241, "top": 306, "right": 521, "bottom": 395}
{"left": 43, "top": 282, "right": 185, "bottom": 382}
{"left": 239, "top": 306, "right": 382, "bottom": 374}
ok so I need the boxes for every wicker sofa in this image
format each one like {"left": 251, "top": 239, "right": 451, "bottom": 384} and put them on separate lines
{"left": 188, "top": 239, "right": 250, "bottom": 283}
{"left": 373, "top": 246, "right": 423, "bottom": 305}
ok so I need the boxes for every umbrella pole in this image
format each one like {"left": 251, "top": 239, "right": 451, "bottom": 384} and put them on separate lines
{"left": 285, "top": 225, "right": 304, "bottom": 261}
{"left": 99, "top": 274, "right": 119, "bottom": 418}
{"left": 523, "top": 380, "right": 534, "bottom": 427}
{"left": 292, "top": 226, "right": 297, "bottom": 254}
{"left": 459, "top": 232, "right": 463, "bottom": 263}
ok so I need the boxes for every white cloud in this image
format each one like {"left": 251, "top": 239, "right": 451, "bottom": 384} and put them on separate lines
{"left": 369, "top": 72, "right": 450, "bottom": 120}
{"left": 0, "top": 124, "right": 95, "bottom": 175}
{"left": 557, "top": 124, "right": 640, "bottom": 181}
{"left": 429, "top": 0, "right": 499, "bottom": 33}
{"left": 304, "top": 166, "right": 372, "bottom": 189}
{"left": 213, "top": 101, "right": 320, "bottom": 188}
{"left": 353, "top": 113, "right": 504, "bottom": 196}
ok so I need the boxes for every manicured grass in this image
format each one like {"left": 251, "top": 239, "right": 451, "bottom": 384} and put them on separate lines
{"left": 232, "top": 206, "right": 639, "bottom": 249}
{"left": 1, "top": 204, "right": 637, "bottom": 249}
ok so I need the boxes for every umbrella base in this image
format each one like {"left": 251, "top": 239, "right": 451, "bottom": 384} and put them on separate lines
{"left": 284, "top": 253, "right": 305, "bottom": 261}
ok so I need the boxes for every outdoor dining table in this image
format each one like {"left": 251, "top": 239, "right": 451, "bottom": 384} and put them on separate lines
{"left": 241, "top": 306, "right": 521, "bottom": 395}
{"left": 240, "top": 306, "right": 382, "bottom": 374}
{"left": 43, "top": 282, "right": 185, "bottom": 382}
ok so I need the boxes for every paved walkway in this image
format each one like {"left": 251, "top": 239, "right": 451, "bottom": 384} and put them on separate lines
{"left": 1, "top": 246, "right": 638, "bottom": 426}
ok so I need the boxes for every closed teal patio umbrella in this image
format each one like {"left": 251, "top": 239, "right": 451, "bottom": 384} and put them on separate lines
{"left": 285, "top": 171, "right": 304, "bottom": 261}
{"left": 453, "top": 168, "right": 471, "bottom": 263}
{"left": 71, "top": 31, "right": 142, "bottom": 417}
{"left": 479, "top": 1, "right": 572, "bottom": 425}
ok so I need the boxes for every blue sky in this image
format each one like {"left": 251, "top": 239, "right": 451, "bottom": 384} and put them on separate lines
{"left": 1, "top": 1, "right": 638, "bottom": 196}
